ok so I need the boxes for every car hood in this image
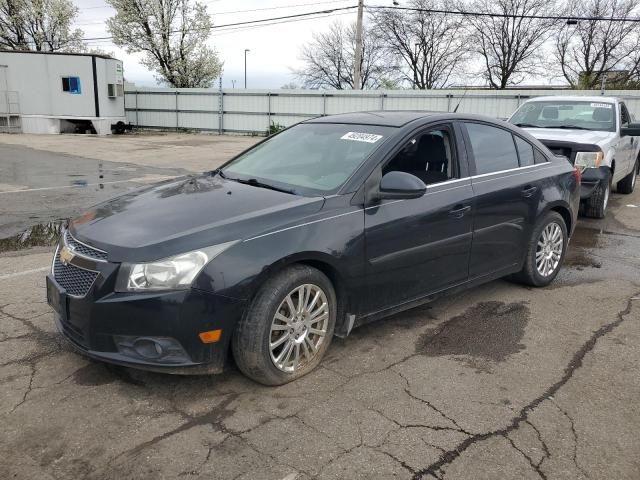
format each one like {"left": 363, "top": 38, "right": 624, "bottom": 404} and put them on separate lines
{"left": 523, "top": 128, "right": 615, "bottom": 146}
{"left": 70, "top": 174, "right": 325, "bottom": 262}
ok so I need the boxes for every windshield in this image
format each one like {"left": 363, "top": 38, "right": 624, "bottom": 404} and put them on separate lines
{"left": 510, "top": 100, "right": 616, "bottom": 132}
{"left": 222, "top": 123, "right": 393, "bottom": 195}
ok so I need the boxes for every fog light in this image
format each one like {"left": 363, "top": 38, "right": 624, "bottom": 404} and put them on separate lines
{"left": 133, "top": 337, "right": 165, "bottom": 359}
{"left": 113, "top": 335, "right": 191, "bottom": 364}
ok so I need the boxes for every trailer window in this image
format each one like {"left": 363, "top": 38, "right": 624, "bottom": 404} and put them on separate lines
{"left": 62, "top": 77, "right": 81, "bottom": 94}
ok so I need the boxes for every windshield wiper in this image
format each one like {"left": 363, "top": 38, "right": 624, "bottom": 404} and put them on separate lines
{"left": 219, "top": 171, "right": 296, "bottom": 195}
{"left": 514, "top": 122, "right": 540, "bottom": 128}
{"left": 553, "top": 125, "right": 591, "bottom": 130}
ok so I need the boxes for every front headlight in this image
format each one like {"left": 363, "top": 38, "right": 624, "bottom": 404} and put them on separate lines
{"left": 574, "top": 151, "right": 604, "bottom": 170}
{"left": 116, "top": 241, "right": 237, "bottom": 292}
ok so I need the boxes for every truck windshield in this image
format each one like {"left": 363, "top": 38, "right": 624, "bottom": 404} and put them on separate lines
{"left": 510, "top": 100, "right": 616, "bottom": 132}
{"left": 222, "top": 123, "right": 393, "bottom": 195}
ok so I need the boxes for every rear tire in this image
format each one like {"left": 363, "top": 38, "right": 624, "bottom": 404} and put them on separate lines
{"left": 584, "top": 170, "right": 611, "bottom": 218}
{"left": 511, "top": 211, "right": 568, "bottom": 287}
{"left": 232, "top": 265, "right": 336, "bottom": 386}
{"left": 617, "top": 159, "right": 638, "bottom": 194}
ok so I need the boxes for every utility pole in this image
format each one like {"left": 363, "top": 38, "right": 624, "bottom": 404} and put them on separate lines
{"left": 244, "top": 49, "right": 250, "bottom": 89}
{"left": 353, "top": 0, "right": 364, "bottom": 90}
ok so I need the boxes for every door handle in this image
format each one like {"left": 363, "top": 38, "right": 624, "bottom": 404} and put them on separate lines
{"left": 521, "top": 185, "right": 538, "bottom": 198}
{"left": 448, "top": 205, "right": 471, "bottom": 218}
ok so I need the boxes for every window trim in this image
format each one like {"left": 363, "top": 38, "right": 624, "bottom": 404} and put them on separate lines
{"left": 379, "top": 122, "right": 462, "bottom": 187}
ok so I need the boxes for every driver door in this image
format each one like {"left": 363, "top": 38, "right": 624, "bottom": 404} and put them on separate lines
{"left": 363, "top": 123, "right": 474, "bottom": 314}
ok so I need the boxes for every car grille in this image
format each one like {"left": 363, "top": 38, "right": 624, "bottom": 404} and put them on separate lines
{"left": 53, "top": 250, "right": 99, "bottom": 297}
{"left": 64, "top": 230, "right": 108, "bottom": 261}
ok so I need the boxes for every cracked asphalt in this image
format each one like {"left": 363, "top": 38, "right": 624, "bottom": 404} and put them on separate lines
{"left": 1, "top": 134, "right": 640, "bottom": 479}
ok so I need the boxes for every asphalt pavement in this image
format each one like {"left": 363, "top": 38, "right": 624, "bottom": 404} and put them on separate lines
{"left": 0, "top": 133, "right": 639, "bottom": 480}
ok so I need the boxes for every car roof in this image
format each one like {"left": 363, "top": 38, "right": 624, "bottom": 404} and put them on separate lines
{"left": 306, "top": 111, "right": 440, "bottom": 127}
{"left": 522, "top": 95, "right": 621, "bottom": 104}
{"left": 305, "top": 110, "right": 512, "bottom": 128}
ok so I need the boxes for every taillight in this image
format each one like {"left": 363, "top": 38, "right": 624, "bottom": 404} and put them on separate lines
{"left": 572, "top": 167, "right": 581, "bottom": 184}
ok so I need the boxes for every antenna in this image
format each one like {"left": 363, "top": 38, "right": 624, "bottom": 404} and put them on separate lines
{"left": 453, "top": 85, "right": 470, "bottom": 113}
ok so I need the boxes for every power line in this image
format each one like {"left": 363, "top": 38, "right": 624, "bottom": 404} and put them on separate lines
{"left": 76, "top": 5, "right": 358, "bottom": 42}
{"left": 79, "top": 9, "right": 356, "bottom": 45}
{"left": 367, "top": 5, "right": 640, "bottom": 23}
{"left": 74, "top": 0, "right": 352, "bottom": 26}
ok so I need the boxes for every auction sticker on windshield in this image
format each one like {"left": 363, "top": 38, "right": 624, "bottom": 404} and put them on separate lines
{"left": 590, "top": 103, "right": 612, "bottom": 109}
{"left": 341, "top": 132, "right": 384, "bottom": 143}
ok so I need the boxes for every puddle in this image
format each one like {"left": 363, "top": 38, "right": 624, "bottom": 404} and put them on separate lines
{"left": 565, "top": 226, "right": 603, "bottom": 269}
{"left": 415, "top": 301, "right": 528, "bottom": 372}
{"left": 0, "top": 221, "right": 63, "bottom": 252}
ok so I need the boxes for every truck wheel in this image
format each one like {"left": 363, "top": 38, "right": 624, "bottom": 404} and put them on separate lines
{"left": 584, "top": 171, "right": 611, "bottom": 218}
{"left": 617, "top": 159, "right": 638, "bottom": 194}
{"left": 511, "top": 211, "right": 567, "bottom": 287}
{"left": 232, "top": 265, "right": 336, "bottom": 386}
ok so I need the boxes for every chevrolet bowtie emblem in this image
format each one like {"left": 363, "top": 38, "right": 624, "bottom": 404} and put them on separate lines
{"left": 59, "top": 246, "right": 75, "bottom": 266}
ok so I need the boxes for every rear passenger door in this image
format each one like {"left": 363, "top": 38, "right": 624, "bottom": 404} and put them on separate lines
{"left": 462, "top": 122, "right": 549, "bottom": 278}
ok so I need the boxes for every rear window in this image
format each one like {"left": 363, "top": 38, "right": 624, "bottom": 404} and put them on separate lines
{"left": 465, "top": 123, "right": 519, "bottom": 174}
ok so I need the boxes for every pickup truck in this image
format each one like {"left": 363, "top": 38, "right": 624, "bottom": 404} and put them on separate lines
{"left": 509, "top": 96, "right": 640, "bottom": 218}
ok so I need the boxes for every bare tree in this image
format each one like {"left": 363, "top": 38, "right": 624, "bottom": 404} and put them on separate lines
{"left": 463, "top": 0, "right": 561, "bottom": 88}
{"left": 371, "top": 0, "right": 469, "bottom": 89}
{"left": 0, "top": 0, "right": 84, "bottom": 52}
{"left": 555, "top": 0, "right": 640, "bottom": 89}
{"left": 107, "top": 0, "right": 223, "bottom": 88}
{"left": 295, "top": 21, "right": 390, "bottom": 89}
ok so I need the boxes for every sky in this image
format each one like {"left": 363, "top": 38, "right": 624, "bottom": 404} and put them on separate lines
{"left": 74, "top": 0, "right": 366, "bottom": 88}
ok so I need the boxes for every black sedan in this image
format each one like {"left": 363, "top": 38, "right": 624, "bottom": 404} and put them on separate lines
{"left": 46, "top": 112, "right": 580, "bottom": 385}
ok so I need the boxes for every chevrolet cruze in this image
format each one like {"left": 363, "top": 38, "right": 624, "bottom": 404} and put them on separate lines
{"left": 47, "top": 112, "right": 580, "bottom": 385}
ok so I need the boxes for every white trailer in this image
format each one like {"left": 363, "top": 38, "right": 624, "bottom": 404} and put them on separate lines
{"left": 0, "top": 50, "right": 127, "bottom": 135}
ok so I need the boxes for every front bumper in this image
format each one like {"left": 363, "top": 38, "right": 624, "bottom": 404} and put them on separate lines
{"left": 47, "top": 274, "right": 246, "bottom": 374}
{"left": 579, "top": 166, "right": 609, "bottom": 200}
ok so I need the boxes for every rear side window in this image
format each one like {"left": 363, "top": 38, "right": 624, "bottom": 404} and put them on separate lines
{"left": 465, "top": 123, "right": 518, "bottom": 174}
{"left": 514, "top": 136, "right": 535, "bottom": 167}
{"left": 534, "top": 150, "right": 548, "bottom": 164}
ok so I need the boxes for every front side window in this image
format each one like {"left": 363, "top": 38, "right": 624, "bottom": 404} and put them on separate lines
{"left": 382, "top": 126, "right": 457, "bottom": 185}
{"left": 62, "top": 76, "right": 81, "bottom": 94}
{"left": 510, "top": 100, "right": 615, "bottom": 132}
{"left": 465, "top": 123, "right": 518, "bottom": 174}
{"left": 620, "top": 103, "right": 630, "bottom": 128}
{"left": 223, "top": 123, "right": 393, "bottom": 195}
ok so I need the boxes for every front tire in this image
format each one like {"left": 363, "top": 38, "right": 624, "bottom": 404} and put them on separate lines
{"left": 512, "top": 211, "right": 568, "bottom": 287}
{"left": 617, "top": 159, "right": 638, "bottom": 194}
{"left": 584, "top": 170, "right": 611, "bottom": 218}
{"left": 232, "top": 265, "right": 336, "bottom": 386}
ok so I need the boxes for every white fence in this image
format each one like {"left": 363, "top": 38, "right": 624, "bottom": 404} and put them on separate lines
{"left": 124, "top": 87, "right": 640, "bottom": 134}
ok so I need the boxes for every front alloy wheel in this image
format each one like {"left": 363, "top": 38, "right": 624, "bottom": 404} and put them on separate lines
{"left": 232, "top": 265, "right": 336, "bottom": 385}
{"left": 269, "top": 284, "right": 329, "bottom": 372}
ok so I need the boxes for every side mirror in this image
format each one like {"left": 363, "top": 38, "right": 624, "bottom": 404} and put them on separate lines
{"left": 378, "top": 171, "right": 427, "bottom": 200}
{"left": 621, "top": 123, "right": 640, "bottom": 136}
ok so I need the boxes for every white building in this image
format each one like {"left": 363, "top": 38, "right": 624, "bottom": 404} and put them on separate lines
{"left": 0, "top": 50, "right": 127, "bottom": 135}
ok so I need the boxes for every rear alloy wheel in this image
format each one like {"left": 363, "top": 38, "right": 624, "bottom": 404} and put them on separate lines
{"left": 617, "top": 159, "right": 638, "bottom": 194}
{"left": 511, "top": 211, "right": 568, "bottom": 287}
{"left": 232, "top": 265, "right": 336, "bottom": 385}
{"left": 584, "top": 171, "right": 611, "bottom": 218}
